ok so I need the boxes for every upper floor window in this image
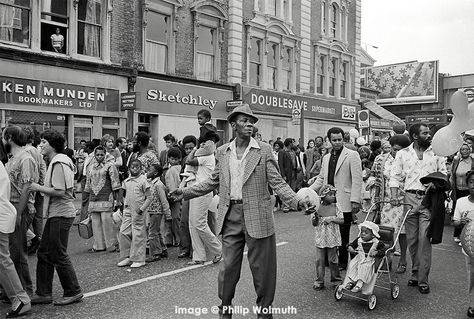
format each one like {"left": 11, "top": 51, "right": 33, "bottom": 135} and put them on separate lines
{"left": 41, "top": 0, "right": 68, "bottom": 53}
{"left": 77, "top": 0, "right": 102, "bottom": 57}
{"left": 317, "top": 54, "right": 326, "bottom": 94}
{"left": 329, "top": 57, "right": 337, "bottom": 96}
{"left": 340, "top": 61, "right": 348, "bottom": 98}
{"left": 192, "top": 3, "right": 227, "bottom": 82}
{"left": 321, "top": 1, "right": 326, "bottom": 35}
{"left": 330, "top": 3, "right": 337, "bottom": 38}
{"left": 281, "top": 46, "right": 292, "bottom": 91}
{"left": 145, "top": 11, "right": 169, "bottom": 73}
{"left": 266, "top": 42, "right": 278, "bottom": 90}
{"left": 196, "top": 25, "right": 215, "bottom": 81}
{"left": 249, "top": 38, "right": 262, "bottom": 87}
{"left": 314, "top": 45, "right": 352, "bottom": 99}
{"left": 0, "top": 0, "right": 30, "bottom": 47}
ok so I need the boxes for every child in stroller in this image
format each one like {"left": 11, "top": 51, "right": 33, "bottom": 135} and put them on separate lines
{"left": 344, "top": 221, "right": 386, "bottom": 293}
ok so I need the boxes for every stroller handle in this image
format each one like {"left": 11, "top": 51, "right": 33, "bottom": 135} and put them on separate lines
{"left": 368, "top": 200, "right": 413, "bottom": 211}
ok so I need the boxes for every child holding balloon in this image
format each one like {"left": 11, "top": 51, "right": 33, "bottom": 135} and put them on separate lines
{"left": 312, "top": 185, "right": 344, "bottom": 290}
{"left": 453, "top": 170, "right": 474, "bottom": 318}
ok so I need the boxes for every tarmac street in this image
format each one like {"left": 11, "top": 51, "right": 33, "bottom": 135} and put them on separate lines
{"left": 1, "top": 207, "right": 468, "bottom": 319}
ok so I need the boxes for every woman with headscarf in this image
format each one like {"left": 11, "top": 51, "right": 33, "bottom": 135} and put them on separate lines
{"left": 450, "top": 143, "right": 474, "bottom": 244}
{"left": 371, "top": 134, "right": 411, "bottom": 273}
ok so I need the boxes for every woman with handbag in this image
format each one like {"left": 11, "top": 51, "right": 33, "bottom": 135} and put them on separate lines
{"left": 450, "top": 143, "right": 474, "bottom": 244}
{"left": 371, "top": 134, "right": 411, "bottom": 274}
{"left": 28, "top": 129, "right": 83, "bottom": 306}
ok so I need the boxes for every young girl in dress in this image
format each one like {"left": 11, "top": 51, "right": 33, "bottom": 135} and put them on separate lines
{"left": 312, "top": 185, "right": 344, "bottom": 290}
{"left": 345, "top": 221, "right": 386, "bottom": 292}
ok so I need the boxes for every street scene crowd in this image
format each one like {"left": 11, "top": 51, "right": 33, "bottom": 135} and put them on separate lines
{"left": 0, "top": 105, "right": 473, "bottom": 318}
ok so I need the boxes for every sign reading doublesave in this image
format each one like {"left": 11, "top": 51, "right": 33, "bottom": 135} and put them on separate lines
{"left": 242, "top": 87, "right": 358, "bottom": 122}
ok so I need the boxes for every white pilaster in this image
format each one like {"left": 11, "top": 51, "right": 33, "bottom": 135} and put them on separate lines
{"left": 299, "top": 0, "right": 312, "bottom": 93}
{"left": 354, "top": 0, "right": 362, "bottom": 100}
{"left": 228, "top": 0, "right": 243, "bottom": 84}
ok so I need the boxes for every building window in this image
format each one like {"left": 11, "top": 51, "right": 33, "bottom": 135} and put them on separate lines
{"left": 77, "top": 0, "right": 102, "bottom": 57}
{"left": 330, "top": 3, "right": 337, "bottom": 38}
{"left": 41, "top": 0, "right": 68, "bottom": 53}
{"left": 329, "top": 57, "right": 337, "bottom": 96}
{"left": 0, "top": 0, "right": 30, "bottom": 46}
{"left": 317, "top": 54, "right": 326, "bottom": 94}
{"left": 281, "top": 46, "right": 292, "bottom": 91}
{"left": 196, "top": 25, "right": 215, "bottom": 81}
{"left": 340, "top": 61, "right": 347, "bottom": 98}
{"left": 321, "top": 1, "right": 326, "bottom": 35}
{"left": 145, "top": 11, "right": 169, "bottom": 73}
{"left": 268, "top": 0, "right": 277, "bottom": 16}
{"left": 249, "top": 38, "right": 262, "bottom": 86}
{"left": 266, "top": 42, "right": 278, "bottom": 90}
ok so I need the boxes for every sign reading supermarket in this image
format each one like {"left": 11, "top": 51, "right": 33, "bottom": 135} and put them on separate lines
{"left": 242, "top": 87, "right": 358, "bottom": 122}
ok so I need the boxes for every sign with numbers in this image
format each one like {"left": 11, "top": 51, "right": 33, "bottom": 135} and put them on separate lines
{"left": 342, "top": 105, "right": 356, "bottom": 121}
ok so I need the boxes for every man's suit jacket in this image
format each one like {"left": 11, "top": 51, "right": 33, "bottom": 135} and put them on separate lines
{"left": 278, "top": 150, "right": 294, "bottom": 182}
{"left": 310, "top": 146, "right": 362, "bottom": 212}
{"left": 182, "top": 141, "right": 299, "bottom": 239}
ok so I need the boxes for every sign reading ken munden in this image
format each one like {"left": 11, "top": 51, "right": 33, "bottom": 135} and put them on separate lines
{"left": 0, "top": 76, "right": 119, "bottom": 111}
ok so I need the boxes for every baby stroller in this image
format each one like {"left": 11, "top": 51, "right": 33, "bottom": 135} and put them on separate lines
{"left": 334, "top": 200, "right": 413, "bottom": 310}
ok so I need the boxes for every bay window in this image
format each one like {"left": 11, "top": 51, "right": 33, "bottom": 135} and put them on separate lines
{"left": 0, "top": 0, "right": 30, "bottom": 46}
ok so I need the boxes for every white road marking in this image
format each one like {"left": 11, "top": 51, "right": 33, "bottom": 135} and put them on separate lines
{"left": 83, "top": 241, "right": 289, "bottom": 298}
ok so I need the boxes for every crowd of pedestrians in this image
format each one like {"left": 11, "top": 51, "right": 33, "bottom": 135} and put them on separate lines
{"left": 1, "top": 106, "right": 474, "bottom": 318}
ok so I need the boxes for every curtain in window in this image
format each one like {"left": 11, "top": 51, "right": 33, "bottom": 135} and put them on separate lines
{"left": 266, "top": 67, "right": 276, "bottom": 89}
{"left": 197, "top": 53, "right": 213, "bottom": 81}
{"left": 84, "top": 0, "right": 100, "bottom": 57}
{"left": 0, "top": 2, "right": 15, "bottom": 42}
{"left": 145, "top": 41, "right": 166, "bottom": 73}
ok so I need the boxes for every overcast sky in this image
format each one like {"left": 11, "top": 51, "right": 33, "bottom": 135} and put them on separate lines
{"left": 361, "top": 0, "right": 474, "bottom": 76}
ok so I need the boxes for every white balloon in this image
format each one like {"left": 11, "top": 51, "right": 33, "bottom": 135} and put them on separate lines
{"left": 356, "top": 137, "right": 366, "bottom": 145}
{"left": 297, "top": 188, "right": 320, "bottom": 211}
{"left": 431, "top": 126, "right": 464, "bottom": 157}
{"left": 349, "top": 128, "right": 359, "bottom": 138}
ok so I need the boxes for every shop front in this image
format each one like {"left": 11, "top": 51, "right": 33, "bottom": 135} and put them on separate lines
{"left": 242, "top": 87, "right": 359, "bottom": 143}
{"left": 0, "top": 60, "right": 127, "bottom": 150}
{"left": 134, "top": 76, "right": 234, "bottom": 151}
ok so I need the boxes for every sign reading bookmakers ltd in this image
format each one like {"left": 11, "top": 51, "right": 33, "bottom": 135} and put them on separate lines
{"left": 242, "top": 87, "right": 358, "bottom": 122}
{"left": 0, "top": 75, "right": 120, "bottom": 112}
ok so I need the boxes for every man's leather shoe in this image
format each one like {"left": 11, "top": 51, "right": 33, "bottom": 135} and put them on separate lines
{"left": 407, "top": 279, "right": 418, "bottom": 287}
{"left": 160, "top": 250, "right": 168, "bottom": 258}
{"left": 53, "top": 293, "right": 83, "bottom": 306}
{"left": 467, "top": 306, "right": 474, "bottom": 317}
{"left": 31, "top": 294, "right": 52, "bottom": 305}
{"left": 418, "top": 285, "right": 430, "bottom": 294}
{"left": 6, "top": 301, "right": 31, "bottom": 318}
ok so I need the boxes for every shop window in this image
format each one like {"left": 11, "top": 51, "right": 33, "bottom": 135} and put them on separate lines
{"left": 145, "top": 11, "right": 169, "bottom": 73}
{"left": 196, "top": 25, "right": 215, "bottom": 81}
{"left": 281, "top": 46, "right": 292, "bottom": 91}
{"left": 249, "top": 37, "right": 262, "bottom": 87}
{"left": 317, "top": 54, "right": 326, "bottom": 94}
{"left": 103, "top": 117, "right": 119, "bottom": 126}
{"left": 329, "top": 57, "right": 337, "bottom": 96}
{"left": 5, "top": 110, "right": 68, "bottom": 141}
{"left": 340, "top": 61, "right": 347, "bottom": 98}
{"left": 41, "top": 0, "right": 68, "bottom": 53}
{"left": 77, "top": 0, "right": 102, "bottom": 57}
{"left": 266, "top": 42, "right": 278, "bottom": 90}
{"left": 0, "top": 0, "right": 30, "bottom": 47}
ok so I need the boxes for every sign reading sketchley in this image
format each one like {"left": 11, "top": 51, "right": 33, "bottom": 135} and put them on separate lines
{"left": 242, "top": 87, "right": 358, "bottom": 123}
{"left": 0, "top": 76, "right": 120, "bottom": 112}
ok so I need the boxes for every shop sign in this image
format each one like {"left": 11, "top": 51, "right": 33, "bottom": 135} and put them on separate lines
{"left": 463, "top": 87, "right": 474, "bottom": 104}
{"left": 0, "top": 76, "right": 119, "bottom": 112}
{"left": 291, "top": 109, "right": 301, "bottom": 125}
{"left": 121, "top": 92, "right": 138, "bottom": 110}
{"left": 226, "top": 100, "right": 243, "bottom": 111}
{"left": 242, "top": 87, "right": 358, "bottom": 122}
{"left": 370, "top": 119, "right": 392, "bottom": 128}
{"left": 406, "top": 114, "right": 450, "bottom": 124}
{"left": 136, "top": 77, "right": 232, "bottom": 118}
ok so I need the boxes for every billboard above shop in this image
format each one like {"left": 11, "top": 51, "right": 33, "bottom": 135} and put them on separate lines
{"left": 363, "top": 60, "right": 439, "bottom": 105}
{"left": 242, "top": 87, "right": 358, "bottom": 123}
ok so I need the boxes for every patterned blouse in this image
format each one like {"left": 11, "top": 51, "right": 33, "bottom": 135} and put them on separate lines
{"left": 314, "top": 203, "right": 343, "bottom": 248}
{"left": 85, "top": 161, "right": 121, "bottom": 212}
{"left": 147, "top": 177, "right": 171, "bottom": 217}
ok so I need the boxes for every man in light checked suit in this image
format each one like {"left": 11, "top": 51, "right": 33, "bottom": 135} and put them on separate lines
{"left": 171, "top": 104, "right": 312, "bottom": 319}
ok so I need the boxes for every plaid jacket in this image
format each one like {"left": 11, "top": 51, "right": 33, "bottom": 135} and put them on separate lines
{"left": 182, "top": 140, "right": 300, "bottom": 238}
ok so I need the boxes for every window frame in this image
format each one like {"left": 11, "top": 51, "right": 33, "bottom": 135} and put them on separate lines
{"left": 248, "top": 37, "right": 263, "bottom": 87}
{"left": 0, "top": 0, "right": 32, "bottom": 48}
{"left": 195, "top": 24, "right": 216, "bottom": 81}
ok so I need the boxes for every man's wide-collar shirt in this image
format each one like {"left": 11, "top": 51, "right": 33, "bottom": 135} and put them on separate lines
{"left": 228, "top": 138, "right": 260, "bottom": 201}
{"left": 389, "top": 143, "right": 447, "bottom": 191}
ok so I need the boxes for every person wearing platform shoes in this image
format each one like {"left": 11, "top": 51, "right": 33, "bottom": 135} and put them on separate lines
{"left": 389, "top": 123, "right": 447, "bottom": 294}
{"left": 28, "top": 130, "right": 83, "bottom": 306}
{"left": 0, "top": 144, "right": 31, "bottom": 317}
{"left": 170, "top": 104, "right": 313, "bottom": 319}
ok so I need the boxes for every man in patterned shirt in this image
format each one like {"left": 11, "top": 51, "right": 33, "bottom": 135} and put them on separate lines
{"left": 389, "top": 123, "right": 447, "bottom": 294}
{"left": 128, "top": 132, "right": 159, "bottom": 175}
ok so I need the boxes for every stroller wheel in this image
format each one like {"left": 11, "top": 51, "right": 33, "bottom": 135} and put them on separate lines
{"left": 391, "top": 283, "right": 400, "bottom": 299}
{"left": 334, "top": 285, "right": 343, "bottom": 301}
{"left": 368, "top": 294, "right": 377, "bottom": 310}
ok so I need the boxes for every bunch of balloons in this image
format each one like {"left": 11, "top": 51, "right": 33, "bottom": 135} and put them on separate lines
{"left": 431, "top": 90, "right": 471, "bottom": 156}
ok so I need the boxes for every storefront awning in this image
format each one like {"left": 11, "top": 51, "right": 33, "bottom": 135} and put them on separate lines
{"left": 363, "top": 100, "right": 402, "bottom": 123}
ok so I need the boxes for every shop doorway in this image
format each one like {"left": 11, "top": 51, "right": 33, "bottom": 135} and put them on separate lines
{"left": 216, "top": 119, "right": 228, "bottom": 145}
{"left": 73, "top": 116, "right": 93, "bottom": 150}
